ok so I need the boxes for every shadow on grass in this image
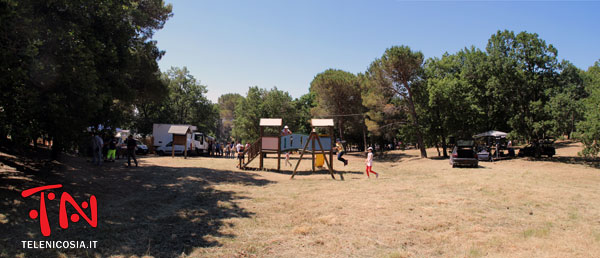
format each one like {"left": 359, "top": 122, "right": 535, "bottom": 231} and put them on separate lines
{"left": 512, "top": 140, "right": 599, "bottom": 169}
{"left": 347, "top": 151, "right": 415, "bottom": 163}
{"left": 0, "top": 148, "right": 272, "bottom": 257}
{"left": 242, "top": 155, "right": 364, "bottom": 177}
{"left": 525, "top": 156, "right": 600, "bottom": 169}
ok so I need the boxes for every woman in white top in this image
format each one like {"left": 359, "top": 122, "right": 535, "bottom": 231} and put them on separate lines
{"left": 365, "top": 147, "right": 378, "bottom": 178}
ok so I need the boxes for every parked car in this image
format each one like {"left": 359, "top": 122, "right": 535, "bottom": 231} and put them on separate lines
{"left": 518, "top": 138, "right": 555, "bottom": 158}
{"left": 135, "top": 140, "right": 148, "bottom": 155}
{"left": 450, "top": 140, "right": 479, "bottom": 168}
{"left": 476, "top": 146, "right": 492, "bottom": 161}
{"left": 117, "top": 138, "right": 148, "bottom": 155}
{"left": 156, "top": 141, "right": 186, "bottom": 156}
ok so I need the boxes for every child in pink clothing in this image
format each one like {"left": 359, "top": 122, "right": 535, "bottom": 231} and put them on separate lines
{"left": 365, "top": 147, "right": 378, "bottom": 178}
{"left": 285, "top": 152, "right": 292, "bottom": 167}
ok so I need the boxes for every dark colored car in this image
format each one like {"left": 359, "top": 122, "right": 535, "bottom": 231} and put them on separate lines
{"left": 450, "top": 140, "right": 479, "bottom": 168}
{"left": 518, "top": 138, "right": 555, "bottom": 158}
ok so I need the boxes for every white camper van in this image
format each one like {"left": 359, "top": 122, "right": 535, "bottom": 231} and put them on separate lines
{"left": 152, "top": 124, "right": 212, "bottom": 155}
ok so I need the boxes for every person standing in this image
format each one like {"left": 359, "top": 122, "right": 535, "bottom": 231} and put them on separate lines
{"left": 231, "top": 142, "right": 236, "bottom": 158}
{"left": 90, "top": 132, "right": 98, "bottom": 164}
{"left": 336, "top": 139, "right": 348, "bottom": 166}
{"left": 107, "top": 138, "right": 117, "bottom": 162}
{"left": 225, "top": 143, "right": 230, "bottom": 159}
{"left": 365, "top": 147, "right": 378, "bottom": 178}
{"left": 235, "top": 141, "right": 242, "bottom": 154}
{"left": 235, "top": 141, "right": 243, "bottom": 163}
{"left": 236, "top": 141, "right": 245, "bottom": 168}
{"left": 216, "top": 142, "right": 221, "bottom": 157}
{"left": 281, "top": 125, "right": 293, "bottom": 155}
{"left": 507, "top": 140, "right": 515, "bottom": 157}
{"left": 126, "top": 135, "right": 138, "bottom": 167}
{"left": 93, "top": 133, "right": 104, "bottom": 166}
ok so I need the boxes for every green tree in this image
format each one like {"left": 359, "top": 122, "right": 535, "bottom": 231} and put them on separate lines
{"left": 577, "top": 60, "right": 600, "bottom": 157}
{"left": 293, "top": 92, "right": 317, "bottom": 134}
{"left": 370, "top": 46, "right": 428, "bottom": 158}
{"left": 160, "top": 67, "right": 218, "bottom": 134}
{"left": 232, "top": 87, "right": 297, "bottom": 143}
{"left": 309, "top": 69, "right": 364, "bottom": 142}
{"left": 0, "top": 0, "right": 172, "bottom": 158}
{"left": 486, "top": 30, "right": 560, "bottom": 142}
{"left": 360, "top": 67, "right": 405, "bottom": 150}
{"left": 547, "top": 61, "right": 585, "bottom": 139}
{"left": 262, "top": 87, "right": 298, "bottom": 132}
{"left": 218, "top": 93, "right": 244, "bottom": 141}
{"left": 423, "top": 52, "right": 483, "bottom": 157}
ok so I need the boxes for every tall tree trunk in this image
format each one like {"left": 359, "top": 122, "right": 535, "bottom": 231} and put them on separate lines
{"left": 51, "top": 137, "right": 61, "bottom": 160}
{"left": 362, "top": 122, "right": 367, "bottom": 153}
{"left": 441, "top": 134, "right": 448, "bottom": 158}
{"left": 405, "top": 85, "right": 427, "bottom": 158}
{"left": 435, "top": 107, "right": 448, "bottom": 158}
{"left": 337, "top": 118, "right": 343, "bottom": 141}
{"left": 569, "top": 113, "right": 575, "bottom": 140}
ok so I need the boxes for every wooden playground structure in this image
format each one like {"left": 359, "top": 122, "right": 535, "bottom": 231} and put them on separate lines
{"left": 239, "top": 118, "right": 343, "bottom": 180}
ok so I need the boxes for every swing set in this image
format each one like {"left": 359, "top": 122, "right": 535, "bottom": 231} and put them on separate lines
{"left": 238, "top": 118, "right": 343, "bottom": 180}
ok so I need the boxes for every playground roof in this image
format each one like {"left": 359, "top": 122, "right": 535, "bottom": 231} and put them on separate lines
{"left": 259, "top": 118, "right": 282, "bottom": 127}
{"left": 168, "top": 125, "right": 193, "bottom": 135}
{"left": 311, "top": 119, "right": 334, "bottom": 127}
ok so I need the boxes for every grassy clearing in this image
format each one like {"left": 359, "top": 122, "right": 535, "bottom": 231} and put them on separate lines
{"left": 1, "top": 141, "right": 599, "bottom": 257}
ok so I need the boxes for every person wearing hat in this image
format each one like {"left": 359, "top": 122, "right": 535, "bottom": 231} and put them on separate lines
{"left": 281, "top": 125, "right": 292, "bottom": 136}
{"left": 365, "top": 147, "right": 378, "bottom": 178}
{"left": 282, "top": 125, "right": 293, "bottom": 156}
{"left": 336, "top": 139, "right": 348, "bottom": 166}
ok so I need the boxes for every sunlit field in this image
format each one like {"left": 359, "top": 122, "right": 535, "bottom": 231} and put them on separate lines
{"left": 1, "top": 141, "right": 599, "bottom": 257}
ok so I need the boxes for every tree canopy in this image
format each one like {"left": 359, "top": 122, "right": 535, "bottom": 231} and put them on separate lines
{"left": 0, "top": 0, "right": 172, "bottom": 158}
{"left": 309, "top": 69, "right": 364, "bottom": 142}
{"left": 367, "top": 46, "right": 428, "bottom": 158}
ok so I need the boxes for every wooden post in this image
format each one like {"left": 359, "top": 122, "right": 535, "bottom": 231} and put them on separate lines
{"left": 315, "top": 134, "right": 335, "bottom": 179}
{"left": 184, "top": 135, "right": 188, "bottom": 159}
{"left": 311, "top": 130, "right": 315, "bottom": 173}
{"left": 259, "top": 127, "right": 264, "bottom": 170}
{"left": 277, "top": 126, "right": 281, "bottom": 171}
{"left": 329, "top": 127, "right": 334, "bottom": 171}
{"left": 291, "top": 133, "right": 312, "bottom": 179}
{"left": 171, "top": 139, "right": 175, "bottom": 158}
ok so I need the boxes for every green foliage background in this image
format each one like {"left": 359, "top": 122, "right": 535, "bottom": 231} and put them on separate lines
{"left": 0, "top": 0, "right": 598, "bottom": 158}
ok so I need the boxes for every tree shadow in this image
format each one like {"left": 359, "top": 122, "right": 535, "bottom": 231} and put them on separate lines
{"left": 371, "top": 151, "right": 413, "bottom": 162}
{"left": 0, "top": 150, "right": 273, "bottom": 257}
{"left": 524, "top": 156, "right": 600, "bottom": 169}
{"left": 428, "top": 156, "right": 449, "bottom": 160}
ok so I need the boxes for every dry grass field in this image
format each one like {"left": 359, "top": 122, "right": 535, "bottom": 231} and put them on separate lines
{"left": 1, "top": 141, "right": 600, "bottom": 257}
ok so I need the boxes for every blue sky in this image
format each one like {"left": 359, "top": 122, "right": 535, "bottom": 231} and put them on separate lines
{"left": 154, "top": 1, "right": 600, "bottom": 102}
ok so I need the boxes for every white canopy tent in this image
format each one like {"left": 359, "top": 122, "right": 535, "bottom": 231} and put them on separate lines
{"left": 473, "top": 130, "right": 508, "bottom": 138}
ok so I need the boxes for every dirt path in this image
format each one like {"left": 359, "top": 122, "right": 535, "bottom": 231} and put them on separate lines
{"left": 1, "top": 142, "right": 599, "bottom": 257}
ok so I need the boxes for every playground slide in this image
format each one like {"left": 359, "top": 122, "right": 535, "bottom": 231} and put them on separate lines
{"left": 315, "top": 154, "right": 324, "bottom": 167}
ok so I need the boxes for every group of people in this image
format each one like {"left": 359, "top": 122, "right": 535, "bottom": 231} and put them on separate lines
{"left": 90, "top": 132, "right": 138, "bottom": 167}
{"left": 206, "top": 141, "right": 253, "bottom": 160}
